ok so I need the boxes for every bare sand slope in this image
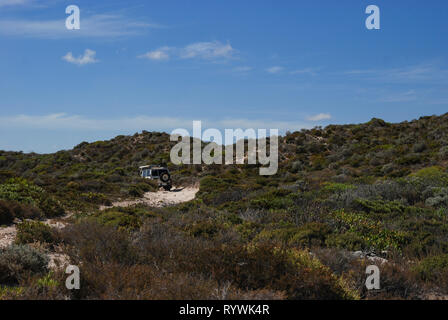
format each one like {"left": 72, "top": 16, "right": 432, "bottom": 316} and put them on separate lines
{"left": 0, "top": 226, "right": 17, "bottom": 249}
{"left": 100, "top": 186, "right": 199, "bottom": 210}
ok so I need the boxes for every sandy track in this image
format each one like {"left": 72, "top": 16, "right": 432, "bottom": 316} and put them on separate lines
{"left": 100, "top": 186, "right": 199, "bottom": 210}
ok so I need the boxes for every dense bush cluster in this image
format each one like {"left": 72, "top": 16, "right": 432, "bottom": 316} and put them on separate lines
{"left": 0, "top": 245, "right": 48, "bottom": 285}
{"left": 46, "top": 221, "right": 355, "bottom": 300}
{"left": 0, "top": 178, "right": 64, "bottom": 222}
{"left": 15, "top": 221, "right": 60, "bottom": 246}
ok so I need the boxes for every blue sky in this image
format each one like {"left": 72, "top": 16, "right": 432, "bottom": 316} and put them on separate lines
{"left": 0, "top": 0, "right": 447, "bottom": 153}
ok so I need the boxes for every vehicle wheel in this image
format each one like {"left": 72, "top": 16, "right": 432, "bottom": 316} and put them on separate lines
{"left": 160, "top": 172, "right": 170, "bottom": 182}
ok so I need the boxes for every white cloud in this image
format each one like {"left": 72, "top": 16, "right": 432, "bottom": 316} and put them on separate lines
{"left": 344, "top": 63, "right": 448, "bottom": 83}
{"left": 0, "top": 14, "right": 161, "bottom": 38}
{"left": 180, "top": 41, "right": 235, "bottom": 60}
{"left": 0, "top": 113, "right": 311, "bottom": 133}
{"left": 290, "top": 67, "right": 320, "bottom": 76}
{"left": 218, "top": 119, "right": 311, "bottom": 131}
{"left": 380, "top": 90, "right": 417, "bottom": 103}
{"left": 62, "top": 49, "right": 98, "bottom": 66}
{"left": 233, "top": 66, "right": 252, "bottom": 73}
{"left": 139, "top": 41, "right": 237, "bottom": 62}
{"left": 0, "top": 114, "right": 188, "bottom": 131}
{"left": 0, "top": 0, "right": 28, "bottom": 6}
{"left": 266, "top": 66, "right": 284, "bottom": 74}
{"left": 0, "top": 113, "right": 316, "bottom": 153}
{"left": 306, "top": 113, "right": 331, "bottom": 121}
{"left": 138, "top": 47, "right": 170, "bottom": 60}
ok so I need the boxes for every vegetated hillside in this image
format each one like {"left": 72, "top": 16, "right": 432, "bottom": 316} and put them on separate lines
{"left": 2, "top": 114, "right": 448, "bottom": 202}
{"left": 1, "top": 113, "right": 448, "bottom": 300}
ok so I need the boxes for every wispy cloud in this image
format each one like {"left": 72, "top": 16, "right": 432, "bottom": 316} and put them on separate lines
{"left": 232, "top": 66, "right": 252, "bottom": 73}
{"left": 180, "top": 41, "right": 235, "bottom": 60}
{"left": 306, "top": 113, "right": 331, "bottom": 121}
{"left": 138, "top": 47, "right": 170, "bottom": 61}
{"left": 266, "top": 66, "right": 284, "bottom": 74}
{"left": 62, "top": 49, "right": 98, "bottom": 66}
{"left": 290, "top": 67, "right": 320, "bottom": 76}
{"left": 0, "top": 113, "right": 311, "bottom": 133}
{"left": 0, "top": 0, "right": 29, "bottom": 6}
{"left": 380, "top": 90, "right": 417, "bottom": 103}
{"left": 344, "top": 63, "right": 448, "bottom": 83}
{"left": 0, "top": 14, "right": 161, "bottom": 38}
{"left": 139, "top": 41, "right": 237, "bottom": 62}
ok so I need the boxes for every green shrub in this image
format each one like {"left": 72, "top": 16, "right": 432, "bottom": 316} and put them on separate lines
{"left": 321, "top": 182, "right": 355, "bottom": 194}
{"left": 354, "top": 199, "right": 406, "bottom": 214}
{"left": 0, "top": 244, "right": 48, "bottom": 284}
{"left": 414, "top": 254, "right": 448, "bottom": 282}
{"left": 439, "top": 146, "right": 448, "bottom": 159}
{"left": 81, "top": 192, "right": 112, "bottom": 206}
{"left": 0, "top": 200, "right": 42, "bottom": 224}
{"left": 249, "top": 189, "right": 294, "bottom": 210}
{"left": 38, "top": 197, "right": 64, "bottom": 218}
{"left": 330, "top": 211, "right": 408, "bottom": 251}
{"left": 95, "top": 211, "right": 142, "bottom": 232}
{"left": 136, "top": 182, "right": 157, "bottom": 193}
{"left": 16, "top": 221, "right": 59, "bottom": 245}
{"left": 62, "top": 221, "right": 138, "bottom": 266}
{"left": 235, "top": 221, "right": 262, "bottom": 241}
{"left": 410, "top": 166, "right": 448, "bottom": 187}
{"left": 326, "top": 232, "right": 366, "bottom": 251}
{"left": 36, "top": 272, "right": 59, "bottom": 289}
{"left": 289, "top": 222, "right": 332, "bottom": 247}
{"left": 0, "top": 285, "right": 23, "bottom": 299}
{"left": 129, "top": 185, "right": 144, "bottom": 197}
{"left": 0, "top": 178, "right": 42, "bottom": 205}
{"left": 425, "top": 188, "right": 448, "bottom": 207}
{"left": 256, "top": 222, "right": 332, "bottom": 247}
{"left": 0, "top": 200, "right": 14, "bottom": 225}
{"left": 0, "top": 179, "right": 64, "bottom": 218}
{"left": 189, "top": 221, "right": 219, "bottom": 239}
{"left": 187, "top": 244, "right": 358, "bottom": 300}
